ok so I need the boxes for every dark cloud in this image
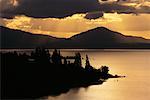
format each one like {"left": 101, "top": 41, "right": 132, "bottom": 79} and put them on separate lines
{"left": 1, "top": 0, "right": 100, "bottom": 18}
{"left": 101, "top": 0, "right": 109, "bottom": 1}
{"left": 100, "top": 2, "right": 150, "bottom": 14}
{"left": 1, "top": 0, "right": 150, "bottom": 19}
{"left": 99, "top": 3, "right": 135, "bottom": 13}
{"left": 85, "top": 12, "right": 104, "bottom": 19}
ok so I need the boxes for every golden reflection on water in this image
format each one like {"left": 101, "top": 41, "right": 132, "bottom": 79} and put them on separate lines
{"left": 46, "top": 50, "right": 150, "bottom": 100}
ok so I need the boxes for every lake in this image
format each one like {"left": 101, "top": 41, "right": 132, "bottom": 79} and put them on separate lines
{"left": 45, "top": 49, "right": 150, "bottom": 100}
{"left": 1, "top": 49, "right": 150, "bottom": 100}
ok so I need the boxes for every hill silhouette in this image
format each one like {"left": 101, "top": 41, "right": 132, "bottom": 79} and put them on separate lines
{"left": 1, "top": 26, "right": 150, "bottom": 48}
{"left": 61, "top": 27, "right": 150, "bottom": 48}
{"left": 0, "top": 26, "right": 62, "bottom": 48}
{"left": 70, "top": 27, "right": 149, "bottom": 43}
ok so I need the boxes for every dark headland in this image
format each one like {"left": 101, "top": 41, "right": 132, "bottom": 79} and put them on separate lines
{"left": 1, "top": 48, "right": 124, "bottom": 99}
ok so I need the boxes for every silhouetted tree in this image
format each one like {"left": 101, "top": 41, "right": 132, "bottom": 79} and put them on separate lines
{"left": 101, "top": 66, "right": 109, "bottom": 74}
{"left": 85, "top": 55, "right": 90, "bottom": 67}
{"left": 74, "top": 52, "right": 82, "bottom": 67}
{"left": 85, "top": 55, "right": 93, "bottom": 72}
{"left": 64, "top": 58, "right": 67, "bottom": 65}
{"left": 52, "top": 49, "right": 62, "bottom": 64}
{"left": 33, "top": 48, "right": 50, "bottom": 63}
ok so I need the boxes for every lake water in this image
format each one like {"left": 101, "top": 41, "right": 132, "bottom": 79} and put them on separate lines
{"left": 1, "top": 49, "right": 150, "bottom": 100}
{"left": 46, "top": 49, "right": 150, "bottom": 100}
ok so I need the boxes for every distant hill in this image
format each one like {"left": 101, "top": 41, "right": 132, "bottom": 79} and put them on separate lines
{"left": 70, "top": 27, "right": 149, "bottom": 44}
{"left": 58, "top": 27, "right": 150, "bottom": 48}
{"left": 1, "top": 26, "right": 150, "bottom": 49}
{"left": 0, "top": 26, "right": 62, "bottom": 48}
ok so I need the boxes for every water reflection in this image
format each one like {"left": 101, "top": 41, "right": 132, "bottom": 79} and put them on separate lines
{"left": 46, "top": 50, "right": 150, "bottom": 100}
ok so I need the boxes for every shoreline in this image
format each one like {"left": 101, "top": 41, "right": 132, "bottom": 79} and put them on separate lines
{"left": 1, "top": 48, "right": 125, "bottom": 99}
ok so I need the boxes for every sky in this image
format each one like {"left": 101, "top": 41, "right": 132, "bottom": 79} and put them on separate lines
{"left": 0, "top": 0, "right": 150, "bottom": 39}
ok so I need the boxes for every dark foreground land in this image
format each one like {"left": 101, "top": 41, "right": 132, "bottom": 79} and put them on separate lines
{"left": 1, "top": 48, "right": 123, "bottom": 99}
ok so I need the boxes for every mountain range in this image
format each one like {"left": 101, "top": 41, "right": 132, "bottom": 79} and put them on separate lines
{"left": 1, "top": 26, "right": 150, "bottom": 49}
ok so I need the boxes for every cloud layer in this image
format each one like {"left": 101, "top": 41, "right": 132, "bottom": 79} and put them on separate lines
{"left": 1, "top": 13, "right": 150, "bottom": 39}
{"left": 0, "top": 0, "right": 150, "bottom": 18}
{"left": 1, "top": 0, "right": 100, "bottom": 18}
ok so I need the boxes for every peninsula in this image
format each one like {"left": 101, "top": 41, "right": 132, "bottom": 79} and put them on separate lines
{"left": 1, "top": 48, "right": 124, "bottom": 99}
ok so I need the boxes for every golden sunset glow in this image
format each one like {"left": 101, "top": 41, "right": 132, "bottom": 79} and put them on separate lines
{"left": 10, "top": 0, "right": 19, "bottom": 6}
{"left": 1, "top": 13, "right": 150, "bottom": 39}
{"left": 1, "top": 0, "right": 150, "bottom": 100}
{"left": 0, "top": 0, "right": 150, "bottom": 39}
{"left": 121, "top": 1, "right": 150, "bottom": 8}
